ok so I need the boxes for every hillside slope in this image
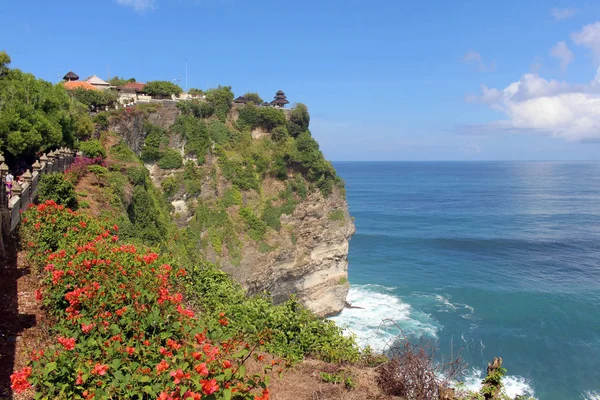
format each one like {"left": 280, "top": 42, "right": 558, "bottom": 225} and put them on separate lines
{"left": 108, "top": 96, "right": 354, "bottom": 316}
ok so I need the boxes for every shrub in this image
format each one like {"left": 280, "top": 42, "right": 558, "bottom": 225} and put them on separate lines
{"left": 161, "top": 176, "right": 179, "bottom": 196}
{"left": 183, "top": 264, "right": 360, "bottom": 364}
{"left": 240, "top": 207, "right": 267, "bottom": 241}
{"left": 38, "top": 173, "right": 78, "bottom": 210}
{"left": 287, "top": 103, "right": 310, "bottom": 138}
{"left": 238, "top": 104, "right": 286, "bottom": 131}
{"left": 328, "top": 209, "right": 344, "bottom": 221}
{"left": 293, "top": 131, "right": 339, "bottom": 196}
{"left": 110, "top": 141, "right": 138, "bottom": 163}
{"left": 126, "top": 165, "right": 148, "bottom": 187}
{"left": 158, "top": 149, "right": 183, "bottom": 170}
{"left": 144, "top": 80, "right": 183, "bottom": 98}
{"left": 16, "top": 202, "right": 273, "bottom": 399}
{"left": 376, "top": 338, "right": 464, "bottom": 400}
{"left": 242, "top": 92, "right": 263, "bottom": 105}
{"left": 204, "top": 86, "right": 234, "bottom": 121}
{"left": 79, "top": 139, "right": 106, "bottom": 159}
{"left": 93, "top": 112, "right": 110, "bottom": 130}
{"left": 64, "top": 156, "right": 105, "bottom": 185}
{"left": 271, "top": 125, "right": 289, "bottom": 142}
{"left": 177, "top": 99, "right": 214, "bottom": 119}
{"left": 219, "top": 158, "right": 260, "bottom": 191}
{"left": 127, "top": 185, "right": 167, "bottom": 243}
{"left": 173, "top": 115, "right": 210, "bottom": 161}
{"left": 207, "top": 120, "right": 230, "bottom": 145}
{"left": 140, "top": 123, "right": 168, "bottom": 162}
{"left": 222, "top": 187, "right": 242, "bottom": 207}
{"left": 87, "top": 164, "right": 108, "bottom": 186}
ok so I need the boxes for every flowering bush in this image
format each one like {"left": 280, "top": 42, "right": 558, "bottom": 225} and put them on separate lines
{"left": 15, "top": 200, "right": 275, "bottom": 399}
{"left": 65, "top": 156, "right": 106, "bottom": 185}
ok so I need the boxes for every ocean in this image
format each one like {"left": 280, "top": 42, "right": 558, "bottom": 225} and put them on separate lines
{"left": 330, "top": 162, "right": 600, "bottom": 400}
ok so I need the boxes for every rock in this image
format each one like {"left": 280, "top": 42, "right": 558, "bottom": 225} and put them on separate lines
{"left": 220, "top": 189, "right": 355, "bottom": 317}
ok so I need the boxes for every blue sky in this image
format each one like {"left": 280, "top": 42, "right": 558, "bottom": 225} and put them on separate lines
{"left": 3, "top": 0, "right": 600, "bottom": 160}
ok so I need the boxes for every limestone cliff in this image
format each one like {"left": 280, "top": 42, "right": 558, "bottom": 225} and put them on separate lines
{"left": 109, "top": 100, "right": 354, "bottom": 317}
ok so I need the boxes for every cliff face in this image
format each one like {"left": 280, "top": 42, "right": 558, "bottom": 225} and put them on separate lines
{"left": 109, "top": 102, "right": 354, "bottom": 317}
{"left": 223, "top": 188, "right": 354, "bottom": 317}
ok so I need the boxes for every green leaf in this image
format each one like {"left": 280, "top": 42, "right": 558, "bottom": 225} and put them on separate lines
{"left": 223, "top": 388, "right": 232, "bottom": 400}
{"left": 236, "top": 365, "right": 246, "bottom": 378}
{"left": 44, "top": 362, "right": 57, "bottom": 374}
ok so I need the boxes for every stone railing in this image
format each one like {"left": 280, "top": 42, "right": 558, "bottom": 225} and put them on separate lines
{"left": 0, "top": 148, "right": 76, "bottom": 234}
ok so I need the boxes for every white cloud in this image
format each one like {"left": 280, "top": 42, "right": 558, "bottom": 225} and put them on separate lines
{"left": 464, "top": 72, "right": 600, "bottom": 141}
{"left": 571, "top": 22, "right": 600, "bottom": 63}
{"left": 550, "top": 41, "right": 574, "bottom": 71}
{"left": 551, "top": 7, "right": 578, "bottom": 21}
{"left": 462, "top": 50, "right": 495, "bottom": 72}
{"left": 116, "top": 0, "right": 156, "bottom": 12}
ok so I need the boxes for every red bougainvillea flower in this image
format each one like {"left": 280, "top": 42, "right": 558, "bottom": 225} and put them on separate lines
{"left": 182, "top": 391, "right": 202, "bottom": 400}
{"left": 166, "top": 338, "right": 181, "bottom": 351}
{"left": 195, "top": 332, "right": 206, "bottom": 343}
{"left": 76, "top": 372, "right": 84, "bottom": 385}
{"left": 10, "top": 366, "right": 32, "bottom": 393}
{"left": 81, "top": 323, "right": 95, "bottom": 334}
{"left": 92, "top": 363, "right": 109, "bottom": 376}
{"left": 157, "top": 393, "right": 171, "bottom": 400}
{"left": 35, "top": 289, "right": 43, "bottom": 301}
{"left": 255, "top": 388, "right": 271, "bottom": 400}
{"left": 169, "top": 369, "right": 190, "bottom": 384}
{"left": 194, "top": 362, "right": 209, "bottom": 376}
{"left": 201, "top": 378, "right": 219, "bottom": 395}
{"left": 58, "top": 336, "right": 76, "bottom": 350}
{"left": 155, "top": 360, "right": 169, "bottom": 374}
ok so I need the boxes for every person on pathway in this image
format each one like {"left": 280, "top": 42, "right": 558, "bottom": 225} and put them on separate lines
{"left": 5, "top": 172, "right": 14, "bottom": 198}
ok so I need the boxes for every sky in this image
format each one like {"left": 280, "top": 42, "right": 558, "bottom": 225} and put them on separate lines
{"left": 3, "top": 0, "right": 600, "bottom": 161}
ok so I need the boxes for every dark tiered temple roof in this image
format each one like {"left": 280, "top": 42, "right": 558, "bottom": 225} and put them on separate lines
{"left": 63, "top": 71, "right": 79, "bottom": 81}
{"left": 270, "top": 90, "right": 289, "bottom": 106}
{"left": 234, "top": 96, "right": 249, "bottom": 104}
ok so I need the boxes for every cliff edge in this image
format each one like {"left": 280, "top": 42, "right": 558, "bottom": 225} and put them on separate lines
{"left": 110, "top": 96, "right": 354, "bottom": 316}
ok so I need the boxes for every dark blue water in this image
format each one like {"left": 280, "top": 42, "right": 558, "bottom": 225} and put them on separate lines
{"left": 331, "top": 162, "right": 600, "bottom": 400}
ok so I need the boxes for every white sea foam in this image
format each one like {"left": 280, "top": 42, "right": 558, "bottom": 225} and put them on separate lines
{"left": 330, "top": 284, "right": 438, "bottom": 352}
{"left": 583, "top": 390, "right": 600, "bottom": 400}
{"left": 459, "top": 368, "right": 536, "bottom": 399}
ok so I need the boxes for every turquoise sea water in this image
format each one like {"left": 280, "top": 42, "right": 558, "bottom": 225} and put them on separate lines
{"left": 330, "top": 162, "right": 600, "bottom": 400}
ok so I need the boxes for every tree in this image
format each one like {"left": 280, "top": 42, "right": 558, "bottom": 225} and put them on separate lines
{"left": 0, "top": 52, "right": 95, "bottom": 163}
{"left": 69, "top": 87, "right": 118, "bottom": 110}
{"left": 0, "top": 51, "right": 10, "bottom": 77}
{"left": 108, "top": 76, "right": 136, "bottom": 86}
{"left": 205, "top": 86, "right": 234, "bottom": 121}
{"left": 287, "top": 103, "right": 310, "bottom": 137}
{"left": 188, "top": 88, "right": 204, "bottom": 96}
{"left": 242, "top": 92, "right": 263, "bottom": 105}
{"left": 144, "top": 81, "right": 183, "bottom": 98}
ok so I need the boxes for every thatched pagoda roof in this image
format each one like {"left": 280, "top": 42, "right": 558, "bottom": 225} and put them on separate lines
{"left": 63, "top": 71, "right": 79, "bottom": 81}
{"left": 234, "top": 96, "right": 249, "bottom": 104}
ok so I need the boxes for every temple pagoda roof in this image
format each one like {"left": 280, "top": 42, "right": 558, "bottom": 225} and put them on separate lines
{"left": 63, "top": 71, "right": 79, "bottom": 81}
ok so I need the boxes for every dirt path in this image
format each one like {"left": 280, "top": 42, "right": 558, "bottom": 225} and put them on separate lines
{"left": 0, "top": 236, "right": 48, "bottom": 400}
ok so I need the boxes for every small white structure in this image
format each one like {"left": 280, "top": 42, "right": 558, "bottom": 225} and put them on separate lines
{"left": 85, "top": 75, "right": 110, "bottom": 90}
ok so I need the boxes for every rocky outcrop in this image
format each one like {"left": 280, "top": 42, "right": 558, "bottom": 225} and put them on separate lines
{"left": 220, "top": 189, "right": 355, "bottom": 317}
{"left": 111, "top": 103, "right": 180, "bottom": 155}
{"left": 115, "top": 103, "right": 354, "bottom": 317}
